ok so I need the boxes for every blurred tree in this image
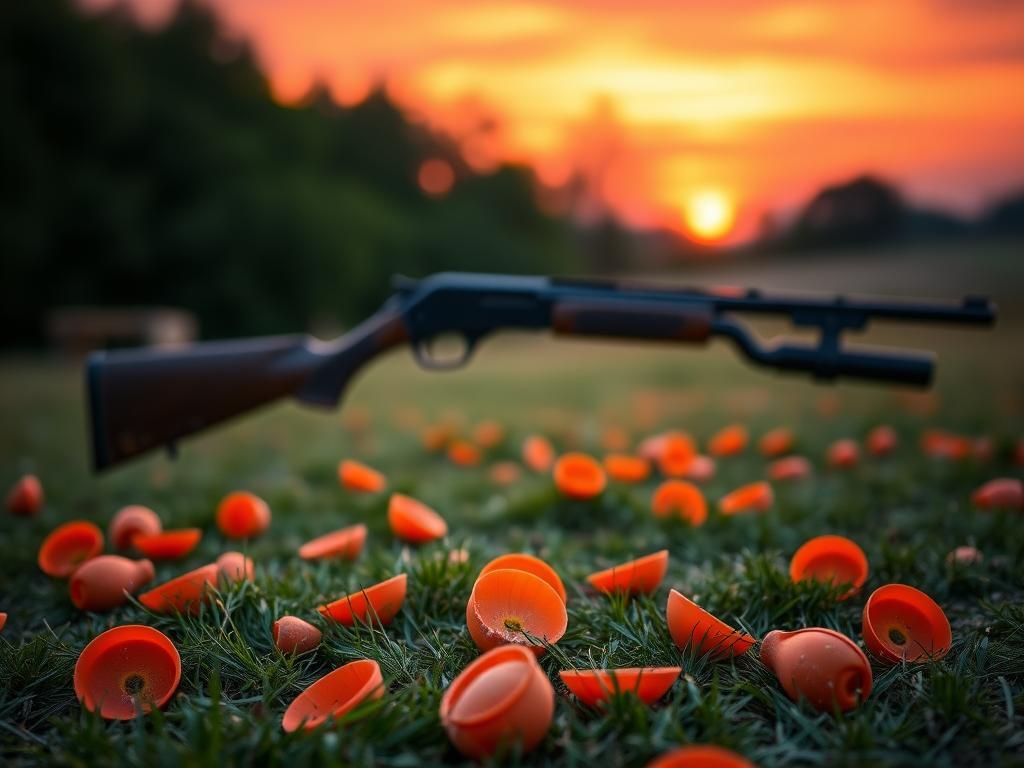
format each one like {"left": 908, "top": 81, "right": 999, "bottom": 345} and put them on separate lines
{"left": 980, "top": 189, "right": 1024, "bottom": 235}
{"left": 787, "top": 175, "right": 906, "bottom": 250}
{"left": 0, "top": 0, "right": 574, "bottom": 348}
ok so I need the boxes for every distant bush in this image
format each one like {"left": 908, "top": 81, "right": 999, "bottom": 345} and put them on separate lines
{"left": 787, "top": 175, "right": 907, "bottom": 250}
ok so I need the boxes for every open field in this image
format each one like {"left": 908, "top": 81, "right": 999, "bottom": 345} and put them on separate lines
{"left": 1, "top": 240, "right": 1023, "bottom": 766}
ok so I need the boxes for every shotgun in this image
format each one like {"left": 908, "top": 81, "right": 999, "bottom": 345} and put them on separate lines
{"left": 86, "top": 272, "right": 996, "bottom": 470}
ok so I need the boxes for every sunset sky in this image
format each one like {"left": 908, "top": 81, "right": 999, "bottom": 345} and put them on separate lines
{"left": 87, "top": 0, "right": 1024, "bottom": 242}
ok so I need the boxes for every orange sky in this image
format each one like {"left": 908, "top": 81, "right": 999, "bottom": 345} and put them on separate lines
{"left": 87, "top": 0, "right": 1024, "bottom": 242}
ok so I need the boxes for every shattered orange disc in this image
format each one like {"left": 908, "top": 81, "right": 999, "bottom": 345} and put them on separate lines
{"left": 319, "top": 574, "right": 407, "bottom": 627}
{"left": 651, "top": 481, "right": 707, "bottom": 526}
{"left": 658, "top": 432, "right": 696, "bottom": 477}
{"left": 138, "top": 563, "right": 219, "bottom": 615}
{"left": 69, "top": 555, "right": 155, "bottom": 612}
{"left": 489, "top": 461, "right": 522, "bottom": 487}
{"left": 440, "top": 644, "right": 554, "bottom": 760}
{"left": 768, "top": 456, "right": 812, "bottom": 482}
{"left": 647, "top": 745, "right": 756, "bottom": 768}
{"left": 862, "top": 583, "right": 952, "bottom": 664}
{"left": 299, "top": 523, "right": 368, "bottom": 561}
{"left": 638, "top": 432, "right": 669, "bottom": 462}
{"left": 560, "top": 667, "right": 681, "bottom": 707}
{"left": 273, "top": 615, "right": 323, "bottom": 655}
{"left": 789, "top": 535, "right": 868, "bottom": 600}
{"left": 522, "top": 435, "right": 555, "bottom": 473}
{"left": 338, "top": 459, "right": 386, "bottom": 492}
{"left": 601, "top": 425, "right": 631, "bottom": 452}
{"left": 666, "top": 589, "right": 755, "bottom": 660}
{"left": 477, "top": 553, "right": 567, "bottom": 604}
{"left": 586, "top": 550, "right": 668, "bottom": 596}
{"left": 467, "top": 569, "right": 567, "bottom": 654}
{"left": 388, "top": 494, "right": 448, "bottom": 544}
{"left": 718, "top": 482, "right": 774, "bottom": 516}
{"left": 603, "top": 454, "right": 651, "bottom": 484}
{"left": 109, "top": 505, "right": 162, "bottom": 550}
{"left": 947, "top": 545, "right": 983, "bottom": 566}
{"left": 683, "top": 455, "right": 716, "bottom": 483}
{"left": 421, "top": 422, "right": 455, "bottom": 453}
{"left": 281, "top": 658, "right": 384, "bottom": 732}
{"left": 973, "top": 436, "right": 995, "bottom": 462}
{"left": 216, "top": 551, "right": 254, "bottom": 582}
{"left": 38, "top": 520, "right": 104, "bottom": 578}
{"left": 827, "top": 439, "right": 860, "bottom": 469}
{"left": 866, "top": 425, "right": 898, "bottom": 457}
{"left": 708, "top": 425, "right": 748, "bottom": 457}
{"left": 920, "top": 429, "right": 972, "bottom": 460}
{"left": 448, "top": 440, "right": 482, "bottom": 467}
{"left": 553, "top": 453, "right": 606, "bottom": 500}
{"left": 7, "top": 474, "right": 43, "bottom": 517}
{"left": 74, "top": 625, "right": 181, "bottom": 720}
{"left": 759, "top": 427, "right": 794, "bottom": 458}
{"left": 133, "top": 528, "right": 202, "bottom": 560}
{"left": 971, "top": 478, "right": 1023, "bottom": 510}
{"left": 473, "top": 420, "right": 505, "bottom": 449}
{"left": 216, "top": 491, "right": 270, "bottom": 539}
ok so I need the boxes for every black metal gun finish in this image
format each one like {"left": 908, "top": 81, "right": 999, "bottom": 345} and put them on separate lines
{"left": 87, "top": 272, "right": 995, "bottom": 470}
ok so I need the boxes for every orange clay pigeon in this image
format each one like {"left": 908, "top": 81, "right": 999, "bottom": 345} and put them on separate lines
{"left": 6, "top": 474, "right": 43, "bottom": 516}
{"left": 133, "top": 528, "right": 202, "bottom": 560}
{"left": 38, "top": 521, "right": 103, "bottom": 578}
{"left": 862, "top": 584, "right": 952, "bottom": 664}
{"left": 388, "top": 494, "right": 447, "bottom": 544}
{"left": 440, "top": 645, "right": 554, "bottom": 760}
{"left": 718, "top": 482, "right": 774, "bottom": 516}
{"left": 69, "top": 556, "right": 155, "bottom": 612}
{"left": 281, "top": 659, "right": 384, "bottom": 732}
{"left": 338, "top": 460, "right": 386, "bottom": 492}
{"left": 651, "top": 481, "right": 707, "bottom": 525}
{"left": 216, "top": 491, "right": 271, "bottom": 538}
{"left": 553, "top": 453, "right": 606, "bottom": 500}
{"left": 319, "top": 574, "right": 408, "bottom": 627}
{"left": 971, "top": 478, "right": 1023, "bottom": 510}
{"left": 587, "top": 551, "right": 668, "bottom": 596}
{"left": 109, "top": 505, "right": 162, "bottom": 550}
{"left": 74, "top": 625, "right": 181, "bottom": 720}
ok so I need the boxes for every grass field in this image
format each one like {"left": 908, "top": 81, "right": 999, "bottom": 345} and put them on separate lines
{"left": 1, "top": 241, "right": 1023, "bottom": 766}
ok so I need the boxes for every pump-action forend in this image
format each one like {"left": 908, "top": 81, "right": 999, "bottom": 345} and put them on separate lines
{"left": 87, "top": 272, "right": 995, "bottom": 470}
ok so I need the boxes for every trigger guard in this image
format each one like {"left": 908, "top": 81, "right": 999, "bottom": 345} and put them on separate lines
{"left": 412, "top": 334, "right": 475, "bottom": 370}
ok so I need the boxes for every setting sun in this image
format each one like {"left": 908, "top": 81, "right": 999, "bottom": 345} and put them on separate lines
{"left": 684, "top": 190, "right": 736, "bottom": 242}
{"left": 83, "top": 0, "right": 1024, "bottom": 244}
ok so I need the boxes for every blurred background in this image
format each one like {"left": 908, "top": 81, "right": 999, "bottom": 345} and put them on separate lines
{"left": 2, "top": 0, "right": 1022, "bottom": 353}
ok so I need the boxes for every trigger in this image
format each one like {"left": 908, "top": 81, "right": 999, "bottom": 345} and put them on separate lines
{"left": 414, "top": 333, "right": 473, "bottom": 370}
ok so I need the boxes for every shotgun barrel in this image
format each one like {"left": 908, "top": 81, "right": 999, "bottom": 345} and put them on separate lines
{"left": 87, "top": 272, "right": 996, "bottom": 471}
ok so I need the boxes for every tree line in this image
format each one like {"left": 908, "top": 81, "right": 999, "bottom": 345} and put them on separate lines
{"left": 0, "top": 1, "right": 575, "bottom": 347}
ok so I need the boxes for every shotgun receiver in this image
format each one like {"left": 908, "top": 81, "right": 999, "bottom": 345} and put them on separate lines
{"left": 87, "top": 272, "right": 995, "bottom": 470}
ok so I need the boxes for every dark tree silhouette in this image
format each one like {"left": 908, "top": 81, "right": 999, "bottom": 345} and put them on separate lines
{"left": 788, "top": 175, "right": 907, "bottom": 250}
{"left": 0, "top": 0, "right": 574, "bottom": 348}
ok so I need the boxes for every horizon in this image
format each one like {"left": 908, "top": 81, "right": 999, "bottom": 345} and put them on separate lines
{"left": 82, "top": 0, "right": 1024, "bottom": 245}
